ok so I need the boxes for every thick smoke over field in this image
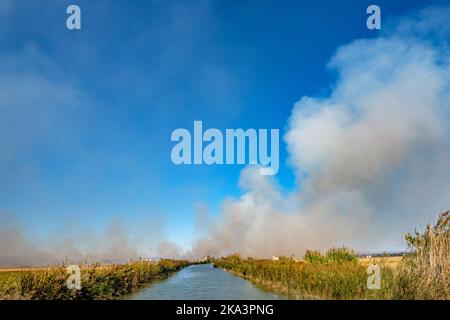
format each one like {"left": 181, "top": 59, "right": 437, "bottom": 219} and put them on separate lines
{"left": 191, "top": 6, "right": 450, "bottom": 258}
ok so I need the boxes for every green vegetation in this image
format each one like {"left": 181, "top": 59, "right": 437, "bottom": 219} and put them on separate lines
{"left": 215, "top": 254, "right": 369, "bottom": 299}
{"left": 304, "top": 247, "right": 357, "bottom": 264}
{"left": 215, "top": 211, "right": 449, "bottom": 300}
{"left": 0, "top": 259, "right": 190, "bottom": 300}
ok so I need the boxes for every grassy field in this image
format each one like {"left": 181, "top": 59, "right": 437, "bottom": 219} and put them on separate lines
{"left": 358, "top": 256, "right": 403, "bottom": 267}
{"left": 214, "top": 211, "right": 449, "bottom": 300}
{"left": 0, "top": 259, "right": 190, "bottom": 300}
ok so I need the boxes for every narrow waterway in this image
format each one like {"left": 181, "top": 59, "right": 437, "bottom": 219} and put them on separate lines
{"left": 127, "top": 264, "right": 284, "bottom": 300}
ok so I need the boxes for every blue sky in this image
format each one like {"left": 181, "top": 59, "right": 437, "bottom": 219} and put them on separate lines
{"left": 0, "top": 0, "right": 444, "bottom": 254}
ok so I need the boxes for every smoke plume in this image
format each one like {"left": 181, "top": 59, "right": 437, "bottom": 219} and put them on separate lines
{"left": 191, "top": 6, "right": 450, "bottom": 258}
{"left": 0, "top": 214, "right": 165, "bottom": 266}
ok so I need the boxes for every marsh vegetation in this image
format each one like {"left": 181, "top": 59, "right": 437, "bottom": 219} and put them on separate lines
{"left": 214, "top": 211, "right": 449, "bottom": 300}
{"left": 0, "top": 259, "right": 190, "bottom": 300}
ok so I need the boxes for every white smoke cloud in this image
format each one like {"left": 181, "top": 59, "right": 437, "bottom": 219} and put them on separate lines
{"left": 192, "top": 6, "right": 450, "bottom": 258}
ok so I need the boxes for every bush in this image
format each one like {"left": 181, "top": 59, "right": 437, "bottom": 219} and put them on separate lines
{"left": 303, "top": 247, "right": 356, "bottom": 264}
{"left": 304, "top": 250, "right": 326, "bottom": 264}
{"left": 325, "top": 247, "right": 357, "bottom": 264}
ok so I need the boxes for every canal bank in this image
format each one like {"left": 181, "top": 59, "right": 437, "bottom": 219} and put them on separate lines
{"left": 127, "top": 264, "right": 284, "bottom": 300}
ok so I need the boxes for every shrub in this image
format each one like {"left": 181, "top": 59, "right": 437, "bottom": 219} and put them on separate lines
{"left": 304, "top": 250, "right": 326, "bottom": 264}
{"left": 325, "top": 247, "right": 357, "bottom": 264}
{"left": 303, "top": 247, "right": 356, "bottom": 264}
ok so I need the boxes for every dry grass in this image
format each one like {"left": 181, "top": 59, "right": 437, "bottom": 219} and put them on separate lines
{"left": 0, "top": 264, "right": 115, "bottom": 272}
{"left": 0, "top": 268, "right": 52, "bottom": 272}
{"left": 358, "top": 256, "right": 403, "bottom": 267}
{"left": 388, "top": 211, "right": 449, "bottom": 299}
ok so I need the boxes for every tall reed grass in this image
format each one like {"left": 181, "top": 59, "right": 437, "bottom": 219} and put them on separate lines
{"left": 0, "top": 259, "right": 190, "bottom": 300}
{"left": 387, "top": 211, "right": 449, "bottom": 299}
